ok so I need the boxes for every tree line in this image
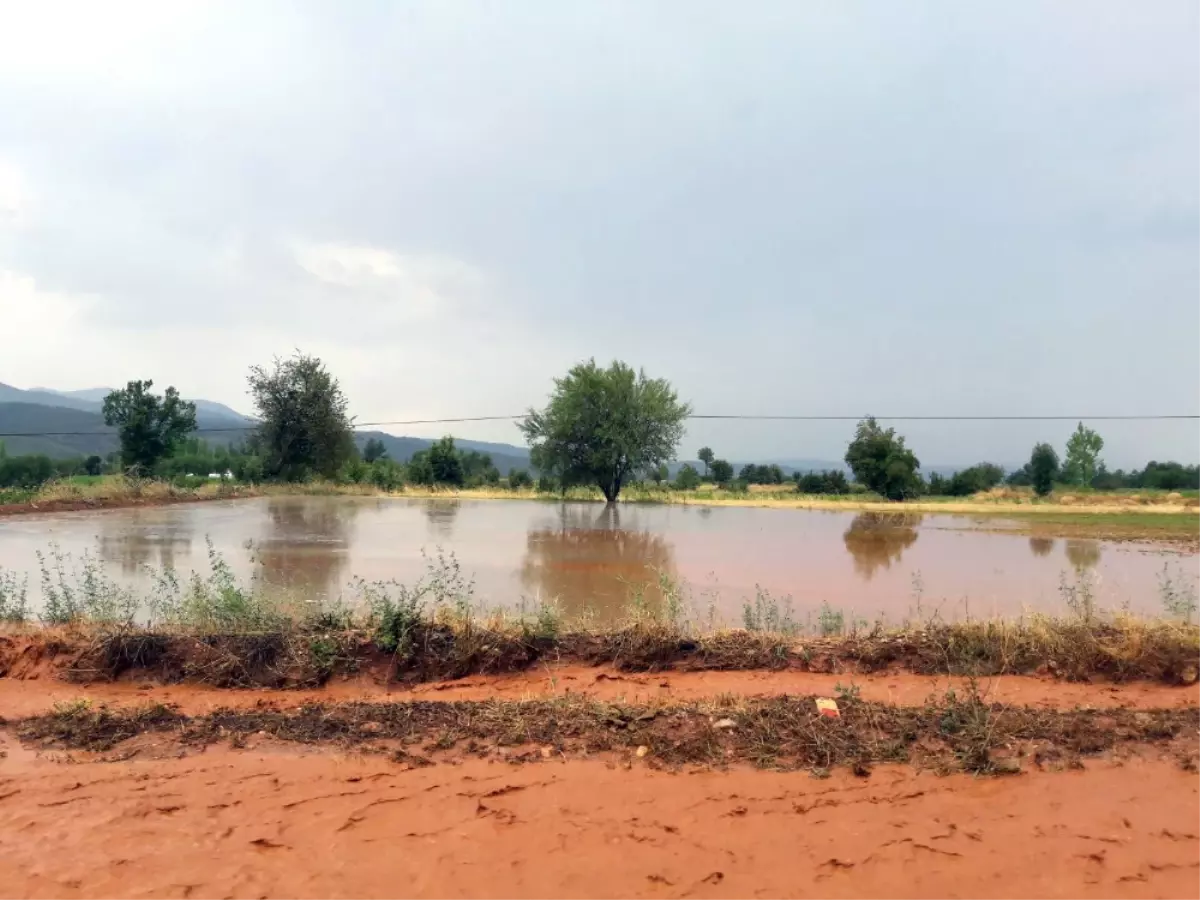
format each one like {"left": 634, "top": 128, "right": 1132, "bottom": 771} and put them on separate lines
{"left": 1, "top": 355, "right": 1196, "bottom": 501}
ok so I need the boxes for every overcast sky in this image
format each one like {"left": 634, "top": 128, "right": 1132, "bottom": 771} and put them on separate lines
{"left": 1, "top": 1, "right": 1196, "bottom": 467}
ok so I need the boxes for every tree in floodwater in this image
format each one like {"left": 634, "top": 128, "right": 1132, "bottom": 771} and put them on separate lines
{"left": 102, "top": 380, "right": 197, "bottom": 475}
{"left": 247, "top": 352, "right": 355, "bottom": 481}
{"left": 844, "top": 417, "right": 921, "bottom": 501}
{"left": 521, "top": 359, "right": 691, "bottom": 502}
{"left": 1061, "top": 422, "right": 1104, "bottom": 487}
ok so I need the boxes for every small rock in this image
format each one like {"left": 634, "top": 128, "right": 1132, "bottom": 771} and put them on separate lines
{"left": 636, "top": 745, "right": 649, "bottom": 758}
{"left": 1180, "top": 666, "right": 1198, "bottom": 686}
{"left": 991, "top": 757, "right": 1022, "bottom": 775}
{"left": 358, "top": 722, "right": 383, "bottom": 734}
{"left": 713, "top": 718, "right": 737, "bottom": 730}
{"left": 540, "top": 746, "right": 552, "bottom": 758}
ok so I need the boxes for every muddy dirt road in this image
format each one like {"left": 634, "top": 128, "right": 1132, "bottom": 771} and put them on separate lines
{"left": 2, "top": 660, "right": 1198, "bottom": 899}
{"left": 1, "top": 737, "right": 1196, "bottom": 899}
{"left": 2, "top": 665, "right": 1197, "bottom": 719}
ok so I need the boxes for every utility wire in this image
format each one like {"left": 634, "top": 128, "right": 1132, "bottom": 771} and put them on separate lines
{"left": 0, "top": 413, "right": 1196, "bottom": 438}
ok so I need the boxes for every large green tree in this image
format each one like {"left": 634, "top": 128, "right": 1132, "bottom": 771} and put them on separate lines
{"left": 520, "top": 360, "right": 691, "bottom": 502}
{"left": 247, "top": 353, "right": 355, "bottom": 480}
{"left": 844, "top": 417, "right": 921, "bottom": 501}
{"left": 697, "top": 447, "right": 714, "bottom": 477}
{"left": 1061, "top": 422, "right": 1104, "bottom": 487}
{"left": 102, "top": 380, "right": 197, "bottom": 474}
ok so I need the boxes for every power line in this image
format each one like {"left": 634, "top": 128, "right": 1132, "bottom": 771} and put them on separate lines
{"left": 0, "top": 412, "right": 1196, "bottom": 438}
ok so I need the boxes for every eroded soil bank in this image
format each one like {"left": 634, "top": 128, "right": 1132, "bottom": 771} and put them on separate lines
{"left": 0, "top": 738, "right": 1196, "bottom": 899}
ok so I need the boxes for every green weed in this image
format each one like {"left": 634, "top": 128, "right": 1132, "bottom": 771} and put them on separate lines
{"left": 1157, "top": 562, "right": 1198, "bottom": 623}
{"left": 0, "top": 568, "right": 29, "bottom": 624}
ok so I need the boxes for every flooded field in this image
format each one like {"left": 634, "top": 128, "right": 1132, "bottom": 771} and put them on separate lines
{"left": 0, "top": 496, "right": 1195, "bottom": 623}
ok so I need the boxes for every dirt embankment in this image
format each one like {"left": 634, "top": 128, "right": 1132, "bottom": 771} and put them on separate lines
{"left": 0, "top": 490, "right": 256, "bottom": 518}
{"left": 1, "top": 737, "right": 1196, "bottom": 899}
{"left": 4, "top": 615, "right": 1198, "bottom": 693}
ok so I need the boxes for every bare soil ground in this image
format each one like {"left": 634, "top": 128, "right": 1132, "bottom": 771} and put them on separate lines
{"left": 0, "top": 737, "right": 1196, "bottom": 899}
{"left": 2, "top": 655, "right": 1198, "bottom": 898}
{"left": 0, "top": 665, "right": 1197, "bottom": 718}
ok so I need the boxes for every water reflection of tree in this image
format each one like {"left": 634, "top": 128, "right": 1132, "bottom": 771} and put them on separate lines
{"left": 842, "top": 512, "right": 921, "bottom": 580}
{"left": 255, "top": 498, "right": 359, "bottom": 600}
{"left": 1064, "top": 539, "right": 1102, "bottom": 571}
{"left": 520, "top": 504, "right": 676, "bottom": 624}
{"left": 1028, "top": 537, "right": 1056, "bottom": 557}
{"left": 97, "top": 518, "right": 194, "bottom": 574}
{"left": 423, "top": 500, "right": 460, "bottom": 539}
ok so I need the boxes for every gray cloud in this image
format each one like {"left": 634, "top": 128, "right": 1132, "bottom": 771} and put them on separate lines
{"left": 0, "top": 0, "right": 1196, "bottom": 467}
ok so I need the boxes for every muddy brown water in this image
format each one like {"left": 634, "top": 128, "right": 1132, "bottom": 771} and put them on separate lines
{"left": 0, "top": 497, "right": 1194, "bottom": 624}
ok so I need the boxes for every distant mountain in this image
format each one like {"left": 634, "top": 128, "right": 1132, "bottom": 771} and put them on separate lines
{"left": 0, "top": 382, "right": 534, "bottom": 470}
{"left": 0, "top": 383, "right": 252, "bottom": 457}
{"left": 0, "top": 383, "right": 104, "bottom": 414}
{"left": 0, "top": 402, "right": 119, "bottom": 458}
{"left": 32, "top": 387, "right": 114, "bottom": 403}
{"left": 23, "top": 385, "right": 252, "bottom": 426}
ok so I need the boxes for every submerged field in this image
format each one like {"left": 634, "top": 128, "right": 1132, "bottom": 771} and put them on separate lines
{"left": 1, "top": 488, "right": 1197, "bottom": 898}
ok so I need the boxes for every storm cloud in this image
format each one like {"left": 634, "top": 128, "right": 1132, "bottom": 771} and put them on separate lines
{"left": 1, "top": 1, "right": 1196, "bottom": 466}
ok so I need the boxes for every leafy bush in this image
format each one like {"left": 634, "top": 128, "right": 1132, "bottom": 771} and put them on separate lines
{"left": 796, "top": 470, "right": 849, "bottom": 495}
{"left": 1028, "top": 443, "right": 1059, "bottom": 497}
{"left": 0, "top": 453, "right": 54, "bottom": 489}
{"left": 738, "top": 463, "right": 785, "bottom": 485}
{"left": 709, "top": 459, "right": 734, "bottom": 485}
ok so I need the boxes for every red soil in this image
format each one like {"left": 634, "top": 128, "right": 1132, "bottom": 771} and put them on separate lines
{"left": 0, "top": 664, "right": 1195, "bottom": 719}
{"left": 0, "top": 735, "right": 1196, "bottom": 899}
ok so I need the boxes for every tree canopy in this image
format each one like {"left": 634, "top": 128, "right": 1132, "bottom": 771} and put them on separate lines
{"left": 1062, "top": 423, "right": 1104, "bottom": 487}
{"left": 102, "top": 380, "right": 197, "bottom": 474}
{"left": 709, "top": 459, "right": 734, "bottom": 485}
{"left": 844, "top": 417, "right": 921, "bottom": 501}
{"left": 1028, "top": 443, "right": 1059, "bottom": 496}
{"left": 362, "top": 438, "right": 388, "bottom": 463}
{"left": 520, "top": 360, "right": 691, "bottom": 502}
{"left": 247, "top": 353, "right": 355, "bottom": 481}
